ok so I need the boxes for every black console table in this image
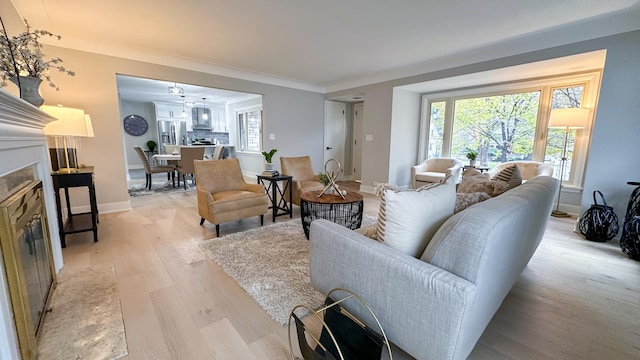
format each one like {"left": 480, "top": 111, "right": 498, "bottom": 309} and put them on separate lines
{"left": 51, "top": 166, "right": 99, "bottom": 247}
{"left": 257, "top": 174, "right": 293, "bottom": 222}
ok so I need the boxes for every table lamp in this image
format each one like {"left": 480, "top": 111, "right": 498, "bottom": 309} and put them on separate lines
{"left": 42, "top": 105, "right": 93, "bottom": 173}
{"left": 548, "top": 107, "right": 589, "bottom": 217}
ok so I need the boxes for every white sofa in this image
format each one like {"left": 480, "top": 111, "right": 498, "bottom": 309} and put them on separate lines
{"left": 309, "top": 175, "right": 558, "bottom": 360}
{"left": 488, "top": 160, "right": 553, "bottom": 181}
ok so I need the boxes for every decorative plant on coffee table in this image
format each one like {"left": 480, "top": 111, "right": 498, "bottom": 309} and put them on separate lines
{"left": 0, "top": 18, "right": 75, "bottom": 105}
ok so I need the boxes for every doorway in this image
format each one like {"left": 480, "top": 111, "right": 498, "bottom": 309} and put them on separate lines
{"left": 324, "top": 101, "right": 346, "bottom": 180}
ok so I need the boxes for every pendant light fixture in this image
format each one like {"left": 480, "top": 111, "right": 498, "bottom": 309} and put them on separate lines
{"left": 168, "top": 82, "right": 184, "bottom": 95}
{"left": 202, "top": 97, "right": 209, "bottom": 120}
{"left": 181, "top": 95, "right": 187, "bottom": 118}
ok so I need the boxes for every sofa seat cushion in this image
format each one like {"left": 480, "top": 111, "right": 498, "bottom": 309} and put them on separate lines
{"left": 458, "top": 169, "right": 510, "bottom": 197}
{"left": 415, "top": 171, "right": 447, "bottom": 183}
{"left": 376, "top": 177, "right": 455, "bottom": 257}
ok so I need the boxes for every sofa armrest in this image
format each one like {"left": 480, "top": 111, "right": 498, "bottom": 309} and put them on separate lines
{"left": 446, "top": 164, "right": 463, "bottom": 183}
{"left": 410, "top": 163, "right": 428, "bottom": 188}
{"left": 310, "top": 219, "right": 477, "bottom": 360}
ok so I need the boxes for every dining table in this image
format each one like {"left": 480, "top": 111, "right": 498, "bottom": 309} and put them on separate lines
{"left": 152, "top": 153, "right": 181, "bottom": 163}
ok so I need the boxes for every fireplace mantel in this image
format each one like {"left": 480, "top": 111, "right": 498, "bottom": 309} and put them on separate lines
{"left": 0, "top": 89, "right": 62, "bottom": 360}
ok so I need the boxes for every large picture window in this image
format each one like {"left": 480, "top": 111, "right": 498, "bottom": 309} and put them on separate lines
{"left": 420, "top": 72, "right": 599, "bottom": 188}
{"left": 237, "top": 107, "right": 262, "bottom": 152}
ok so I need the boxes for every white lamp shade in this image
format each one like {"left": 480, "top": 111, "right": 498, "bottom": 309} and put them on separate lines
{"left": 548, "top": 108, "right": 590, "bottom": 129}
{"left": 42, "top": 105, "right": 91, "bottom": 137}
{"left": 84, "top": 114, "right": 95, "bottom": 137}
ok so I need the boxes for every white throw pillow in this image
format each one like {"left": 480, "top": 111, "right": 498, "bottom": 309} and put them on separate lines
{"left": 376, "top": 177, "right": 456, "bottom": 257}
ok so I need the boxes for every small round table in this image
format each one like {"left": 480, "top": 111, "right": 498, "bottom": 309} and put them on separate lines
{"left": 300, "top": 190, "right": 364, "bottom": 239}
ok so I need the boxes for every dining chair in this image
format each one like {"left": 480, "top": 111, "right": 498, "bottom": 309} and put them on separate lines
{"left": 134, "top": 146, "right": 175, "bottom": 190}
{"left": 212, "top": 146, "right": 225, "bottom": 160}
{"left": 176, "top": 146, "right": 205, "bottom": 189}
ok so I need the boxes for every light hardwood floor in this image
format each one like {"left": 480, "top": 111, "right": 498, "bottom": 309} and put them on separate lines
{"left": 50, "top": 186, "right": 639, "bottom": 360}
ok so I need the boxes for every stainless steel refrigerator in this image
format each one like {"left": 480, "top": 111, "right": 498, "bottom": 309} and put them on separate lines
{"left": 157, "top": 120, "right": 187, "bottom": 152}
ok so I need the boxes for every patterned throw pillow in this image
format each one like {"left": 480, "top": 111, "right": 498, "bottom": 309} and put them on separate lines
{"left": 376, "top": 177, "right": 455, "bottom": 257}
{"left": 458, "top": 169, "right": 510, "bottom": 197}
{"left": 492, "top": 165, "right": 523, "bottom": 189}
{"left": 455, "top": 192, "right": 491, "bottom": 213}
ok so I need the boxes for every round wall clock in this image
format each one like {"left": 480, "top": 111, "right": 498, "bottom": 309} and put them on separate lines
{"left": 123, "top": 114, "right": 148, "bottom": 136}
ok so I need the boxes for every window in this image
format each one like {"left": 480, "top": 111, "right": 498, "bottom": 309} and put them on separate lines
{"left": 237, "top": 107, "right": 262, "bottom": 152}
{"left": 420, "top": 72, "right": 599, "bottom": 188}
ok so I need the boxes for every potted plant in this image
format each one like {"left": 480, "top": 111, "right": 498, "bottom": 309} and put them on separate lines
{"left": 146, "top": 140, "right": 157, "bottom": 153}
{"left": 466, "top": 150, "right": 478, "bottom": 166}
{"left": 261, "top": 148, "right": 277, "bottom": 171}
{"left": 0, "top": 19, "right": 75, "bottom": 106}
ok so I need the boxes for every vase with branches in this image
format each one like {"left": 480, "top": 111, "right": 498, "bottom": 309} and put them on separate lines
{"left": 0, "top": 18, "right": 75, "bottom": 105}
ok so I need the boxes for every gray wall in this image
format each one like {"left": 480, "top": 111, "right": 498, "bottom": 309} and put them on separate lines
{"left": 119, "top": 100, "right": 157, "bottom": 170}
{"left": 28, "top": 46, "right": 325, "bottom": 213}
{"left": 327, "top": 29, "right": 640, "bottom": 224}
{"left": 389, "top": 88, "right": 421, "bottom": 186}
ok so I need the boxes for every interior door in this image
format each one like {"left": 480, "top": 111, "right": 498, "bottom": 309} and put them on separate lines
{"left": 352, "top": 103, "right": 363, "bottom": 181}
{"left": 324, "top": 101, "right": 346, "bottom": 180}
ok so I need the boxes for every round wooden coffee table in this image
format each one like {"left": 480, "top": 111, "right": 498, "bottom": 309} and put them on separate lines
{"left": 300, "top": 190, "right": 364, "bottom": 239}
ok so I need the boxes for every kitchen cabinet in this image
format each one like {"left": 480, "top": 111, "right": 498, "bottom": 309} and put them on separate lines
{"left": 154, "top": 102, "right": 187, "bottom": 121}
{"left": 212, "top": 106, "right": 227, "bottom": 132}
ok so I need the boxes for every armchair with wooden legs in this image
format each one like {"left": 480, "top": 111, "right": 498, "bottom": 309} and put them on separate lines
{"left": 194, "top": 158, "right": 269, "bottom": 237}
{"left": 280, "top": 156, "right": 325, "bottom": 206}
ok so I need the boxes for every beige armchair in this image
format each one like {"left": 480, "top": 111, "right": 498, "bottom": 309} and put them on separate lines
{"left": 411, "top": 157, "right": 463, "bottom": 188}
{"left": 489, "top": 161, "right": 554, "bottom": 181}
{"left": 194, "top": 158, "right": 269, "bottom": 237}
{"left": 280, "top": 156, "right": 325, "bottom": 206}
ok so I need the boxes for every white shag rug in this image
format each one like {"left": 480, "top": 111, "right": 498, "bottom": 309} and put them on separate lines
{"left": 198, "top": 216, "right": 376, "bottom": 325}
{"left": 37, "top": 264, "right": 128, "bottom": 359}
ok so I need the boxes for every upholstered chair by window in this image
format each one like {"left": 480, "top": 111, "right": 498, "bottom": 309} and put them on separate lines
{"left": 411, "top": 158, "right": 463, "bottom": 188}
{"left": 194, "top": 158, "right": 269, "bottom": 237}
{"left": 280, "top": 156, "right": 325, "bottom": 206}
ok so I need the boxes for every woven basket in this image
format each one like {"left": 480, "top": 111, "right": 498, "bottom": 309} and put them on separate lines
{"left": 621, "top": 216, "right": 640, "bottom": 260}
{"left": 578, "top": 190, "right": 619, "bottom": 242}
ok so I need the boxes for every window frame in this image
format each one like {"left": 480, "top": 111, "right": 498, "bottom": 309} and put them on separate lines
{"left": 418, "top": 71, "right": 601, "bottom": 189}
{"left": 236, "top": 105, "right": 263, "bottom": 153}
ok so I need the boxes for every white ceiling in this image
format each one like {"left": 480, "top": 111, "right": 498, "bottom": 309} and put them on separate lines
{"left": 9, "top": 0, "right": 640, "bottom": 92}
{"left": 116, "top": 75, "right": 261, "bottom": 106}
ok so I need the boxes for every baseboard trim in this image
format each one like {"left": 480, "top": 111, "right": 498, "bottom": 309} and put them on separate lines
{"left": 70, "top": 201, "right": 132, "bottom": 215}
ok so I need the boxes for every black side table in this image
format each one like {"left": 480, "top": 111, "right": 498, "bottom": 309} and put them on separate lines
{"left": 51, "top": 166, "right": 99, "bottom": 248}
{"left": 257, "top": 175, "right": 293, "bottom": 222}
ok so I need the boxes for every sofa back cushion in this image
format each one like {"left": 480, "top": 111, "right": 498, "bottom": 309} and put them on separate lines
{"left": 421, "top": 176, "right": 558, "bottom": 354}
{"left": 377, "top": 177, "right": 455, "bottom": 257}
